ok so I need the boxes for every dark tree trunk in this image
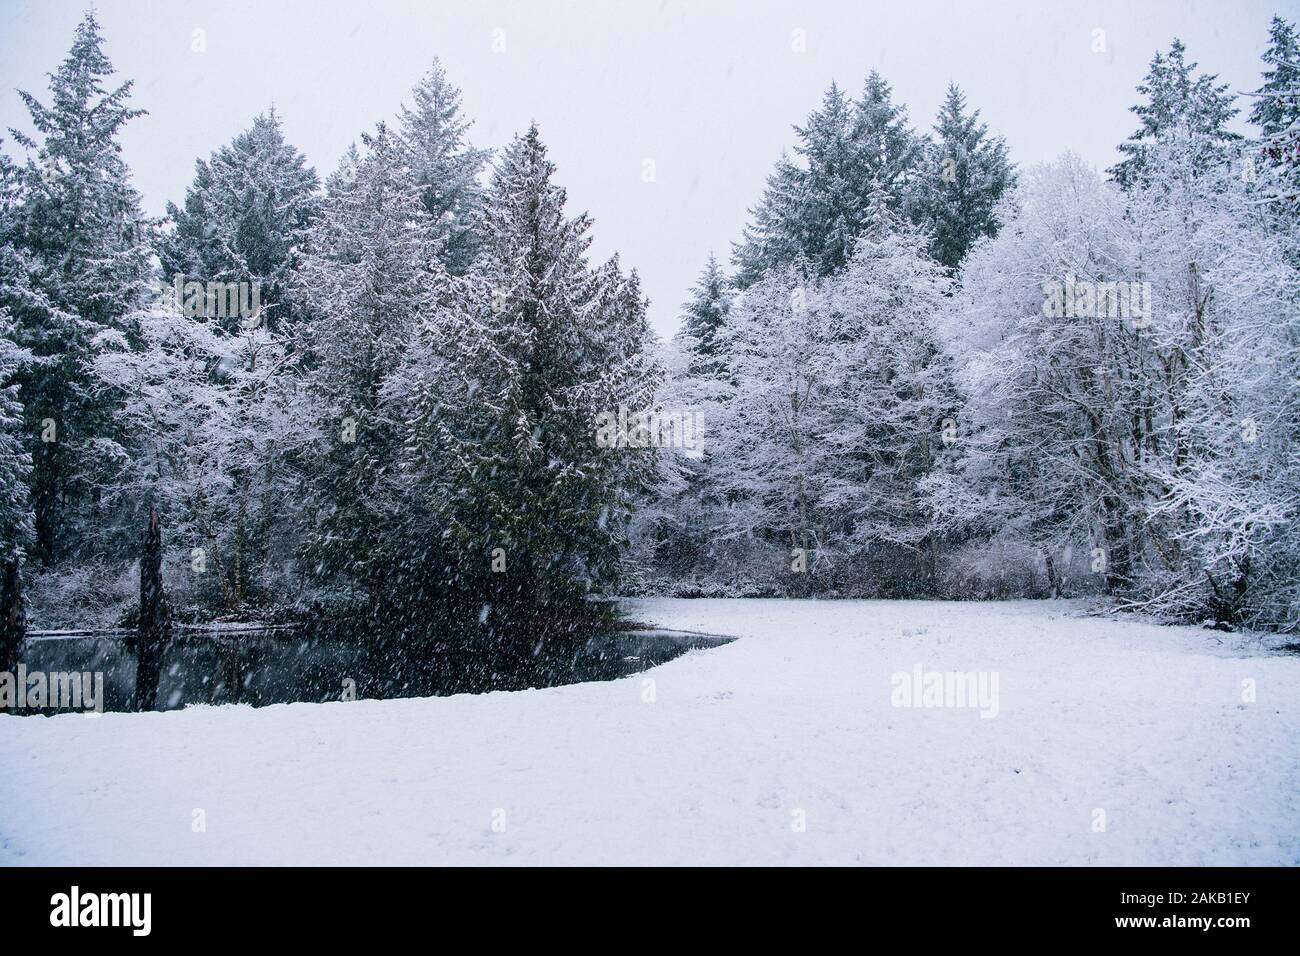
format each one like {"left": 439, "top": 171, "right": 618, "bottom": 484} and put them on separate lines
{"left": 139, "top": 506, "right": 167, "bottom": 643}
{"left": 1, "top": 548, "right": 25, "bottom": 674}
{"left": 1043, "top": 550, "right": 1059, "bottom": 600}
{"left": 133, "top": 506, "right": 168, "bottom": 711}
{"left": 139, "top": 509, "right": 167, "bottom": 632}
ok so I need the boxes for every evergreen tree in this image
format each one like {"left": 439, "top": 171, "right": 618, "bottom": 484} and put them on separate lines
{"left": 852, "top": 70, "right": 925, "bottom": 213}
{"left": 733, "top": 83, "right": 859, "bottom": 284}
{"left": 793, "top": 82, "right": 868, "bottom": 278}
{"left": 679, "top": 252, "right": 731, "bottom": 364}
{"left": 1109, "top": 38, "right": 1241, "bottom": 188}
{"left": 402, "top": 125, "right": 658, "bottom": 616}
{"left": 160, "top": 109, "right": 320, "bottom": 332}
{"left": 1249, "top": 16, "right": 1300, "bottom": 214}
{"left": 911, "top": 84, "right": 1014, "bottom": 271}
{"left": 731, "top": 153, "right": 805, "bottom": 287}
{"left": 0, "top": 316, "right": 32, "bottom": 554}
{"left": 734, "top": 75, "right": 923, "bottom": 283}
{"left": 1251, "top": 17, "right": 1300, "bottom": 137}
{"left": 4, "top": 11, "right": 153, "bottom": 563}
{"left": 397, "top": 59, "right": 490, "bottom": 275}
{"left": 293, "top": 124, "right": 443, "bottom": 606}
{"left": 0, "top": 149, "right": 34, "bottom": 556}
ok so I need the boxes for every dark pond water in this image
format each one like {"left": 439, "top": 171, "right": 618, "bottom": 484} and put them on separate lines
{"left": 5, "top": 626, "right": 732, "bottom": 715}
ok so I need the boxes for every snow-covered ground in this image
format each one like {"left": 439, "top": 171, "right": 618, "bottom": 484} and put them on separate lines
{"left": 1, "top": 598, "right": 1296, "bottom": 865}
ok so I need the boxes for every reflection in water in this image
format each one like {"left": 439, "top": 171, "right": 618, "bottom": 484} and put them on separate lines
{"left": 131, "top": 638, "right": 164, "bottom": 712}
{"left": 11, "top": 626, "right": 731, "bottom": 715}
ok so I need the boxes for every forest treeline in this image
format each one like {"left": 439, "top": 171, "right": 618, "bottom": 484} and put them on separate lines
{"left": 0, "top": 13, "right": 1297, "bottom": 632}
{"left": 636, "top": 21, "right": 1299, "bottom": 633}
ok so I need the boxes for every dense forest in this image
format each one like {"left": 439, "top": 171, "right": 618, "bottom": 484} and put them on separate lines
{"left": 1, "top": 12, "right": 1297, "bottom": 636}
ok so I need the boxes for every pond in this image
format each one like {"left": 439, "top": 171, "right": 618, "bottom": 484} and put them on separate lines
{"left": 5, "top": 626, "right": 734, "bottom": 715}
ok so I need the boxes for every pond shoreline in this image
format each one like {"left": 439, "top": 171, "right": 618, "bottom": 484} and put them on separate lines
{"left": 10, "top": 620, "right": 733, "bottom": 714}
{"left": 24, "top": 614, "right": 658, "bottom": 640}
{"left": 24, "top": 604, "right": 658, "bottom": 641}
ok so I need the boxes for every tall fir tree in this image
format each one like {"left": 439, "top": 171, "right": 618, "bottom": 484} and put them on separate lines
{"left": 852, "top": 71, "right": 925, "bottom": 213}
{"left": 911, "top": 83, "right": 1014, "bottom": 271}
{"left": 731, "top": 153, "right": 806, "bottom": 287}
{"left": 1109, "top": 38, "right": 1241, "bottom": 188}
{"left": 293, "top": 123, "right": 444, "bottom": 608}
{"left": 397, "top": 59, "right": 490, "bottom": 275}
{"left": 734, "top": 75, "right": 922, "bottom": 284}
{"left": 793, "top": 82, "right": 868, "bottom": 278}
{"left": 402, "top": 125, "right": 658, "bottom": 617}
{"left": 160, "top": 109, "right": 320, "bottom": 332}
{"left": 679, "top": 252, "right": 731, "bottom": 364}
{"left": 0, "top": 314, "right": 32, "bottom": 555}
{"left": 111, "top": 108, "right": 317, "bottom": 614}
{"left": 0, "top": 147, "right": 34, "bottom": 556}
{"left": 3, "top": 11, "right": 153, "bottom": 563}
{"left": 1249, "top": 16, "right": 1300, "bottom": 214}
{"left": 1251, "top": 17, "right": 1300, "bottom": 137}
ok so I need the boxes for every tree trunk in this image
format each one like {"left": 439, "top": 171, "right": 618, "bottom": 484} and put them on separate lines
{"left": 133, "top": 506, "right": 168, "bottom": 711}
{"left": 1, "top": 548, "right": 25, "bottom": 674}
{"left": 1043, "top": 550, "right": 1059, "bottom": 600}
{"left": 139, "top": 505, "right": 168, "bottom": 649}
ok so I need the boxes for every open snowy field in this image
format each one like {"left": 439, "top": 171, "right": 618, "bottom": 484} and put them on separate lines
{"left": 1, "top": 598, "right": 1297, "bottom": 866}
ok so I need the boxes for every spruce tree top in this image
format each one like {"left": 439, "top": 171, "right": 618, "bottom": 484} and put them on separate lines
{"left": 160, "top": 108, "right": 320, "bottom": 331}
{"left": 1110, "top": 38, "right": 1241, "bottom": 188}
{"left": 397, "top": 59, "right": 489, "bottom": 275}
{"left": 9, "top": 11, "right": 152, "bottom": 336}
{"left": 1250, "top": 16, "right": 1299, "bottom": 137}
{"left": 681, "top": 252, "right": 730, "bottom": 355}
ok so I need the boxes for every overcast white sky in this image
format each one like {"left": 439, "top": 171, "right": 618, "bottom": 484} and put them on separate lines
{"left": 0, "top": 0, "right": 1291, "bottom": 336}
